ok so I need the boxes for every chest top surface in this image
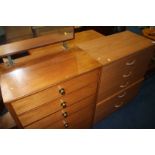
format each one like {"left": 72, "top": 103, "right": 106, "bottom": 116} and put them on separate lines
{"left": 78, "top": 31, "right": 154, "bottom": 65}
{"left": 0, "top": 30, "right": 103, "bottom": 103}
{"left": 1, "top": 46, "right": 101, "bottom": 104}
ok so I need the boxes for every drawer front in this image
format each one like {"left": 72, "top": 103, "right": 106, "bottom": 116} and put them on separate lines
{"left": 19, "top": 83, "right": 97, "bottom": 126}
{"left": 97, "top": 50, "right": 152, "bottom": 102}
{"left": 94, "top": 79, "right": 143, "bottom": 124}
{"left": 25, "top": 96, "right": 95, "bottom": 129}
{"left": 12, "top": 69, "right": 99, "bottom": 115}
{"left": 46, "top": 105, "right": 94, "bottom": 129}
{"left": 46, "top": 111, "right": 93, "bottom": 129}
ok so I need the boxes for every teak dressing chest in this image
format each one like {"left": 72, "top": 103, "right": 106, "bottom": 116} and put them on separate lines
{"left": 0, "top": 30, "right": 154, "bottom": 128}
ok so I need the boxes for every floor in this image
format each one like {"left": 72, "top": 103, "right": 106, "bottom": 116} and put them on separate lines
{"left": 0, "top": 112, "right": 16, "bottom": 129}
{"left": 93, "top": 73, "right": 155, "bottom": 129}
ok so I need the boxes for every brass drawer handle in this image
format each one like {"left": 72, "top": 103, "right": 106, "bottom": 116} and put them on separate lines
{"left": 62, "top": 111, "right": 68, "bottom": 118}
{"left": 118, "top": 92, "right": 126, "bottom": 98}
{"left": 126, "top": 60, "right": 136, "bottom": 66}
{"left": 123, "top": 71, "right": 132, "bottom": 78}
{"left": 114, "top": 102, "right": 124, "bottom": 108}
{"left": 60, "top": 100, "right": 67, "bottom": 108}
{"left": 63, "top": 122, "right": 69, "bottom": 128}
{"left": 59, "top": 88, "right": 65, "bottom": 95}
{"left": 120, "top": 81, "right": 129, "bottom": 88}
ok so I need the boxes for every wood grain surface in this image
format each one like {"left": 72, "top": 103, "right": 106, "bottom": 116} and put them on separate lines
{"left": 78, "top": 31, "right": 154, "bottom": 66}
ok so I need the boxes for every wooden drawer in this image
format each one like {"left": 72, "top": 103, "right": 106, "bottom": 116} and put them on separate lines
{"left": 11, "top": 69, "right": 99, "bottom": 115}
{"left": 20, "top": 90, "right": 96, "bottom": 127}
{"left": 97, "top": 49, "right": 152, "bottom": 102}
{"left": 94, "top": 79, "right": 143, "bottom": 124}
{"left": 18, "top": 83, "right": 97, "bottom": 126}
{"left": 25, "top": 100, "right": 94, "bottom": 129}
{"left": 46, "top": 106, "right": 93, "bottom": 129}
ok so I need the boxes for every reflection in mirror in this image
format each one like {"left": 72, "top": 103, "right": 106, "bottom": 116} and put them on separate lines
{"left": 0, "top": 26, "right": 74, "bottom": 45}
{"left": 0, "top": 26, "right": 74, "bottom": 66}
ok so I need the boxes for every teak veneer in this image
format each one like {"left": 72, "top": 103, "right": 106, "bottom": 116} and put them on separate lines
{"left": 0, "top": 30, "right": 154, "bottom": 128}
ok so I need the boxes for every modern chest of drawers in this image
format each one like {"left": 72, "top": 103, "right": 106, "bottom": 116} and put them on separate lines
{"left": 14, "top": 69, "right": 99, "bottom": 128}
{"left": 93, "top": 48, "right": 152, "bottom": 123}
{"left": 1, "top": 46, "right": 101, "bottom": 129}
{"left": 78, "top": 31, "right": 155, "bottom": 125}
{"left": 1, "top": 30, "right": 154, "bottom": 128}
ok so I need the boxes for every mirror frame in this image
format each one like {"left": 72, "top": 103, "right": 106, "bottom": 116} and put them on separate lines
{"left": 0, "top": 26, "right": 74, "bottom": 58}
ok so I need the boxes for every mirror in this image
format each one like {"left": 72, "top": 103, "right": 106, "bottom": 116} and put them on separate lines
{"left": 0, "top": 26, "right": 74, "bottom": 58}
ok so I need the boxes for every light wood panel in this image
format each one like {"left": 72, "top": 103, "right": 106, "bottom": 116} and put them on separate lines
{"left": 26, "top": 103, "right": 94, "bottom": 129}
{"left": 21, "top": 95, "right": 96, "bottom": 127}
{"left": 97, "top": 48, "right": 153, "bottom": 102}
{"left": 13, "top": 82, "right": 98, "bottom": 116}
{"left": 78, "top": 31, "right": 154, "bottom": 66}
{"left": 1, "top": 48, "right": 101, "bottom": 104}
{"left": 94, "top": 79, "right": 143, "bottom": 124}
{"left": 10, "top": 69, "right": 99, "bottom": 115}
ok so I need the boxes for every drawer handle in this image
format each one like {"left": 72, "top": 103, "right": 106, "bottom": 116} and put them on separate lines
{"left": 126, "top": 60, "right": 136, "bottom": 66}
{"left": 118, "top": 92, "right": 126, "bottom": 98}
{"left": 120, "top": 82, "right": 129, "bottom": 88}
{"left": 60, "top": 100, "right": 67, "bottom": 108}
{"left": 114, "top": 102, "right": 124, "bottom": 108}
{"left": 63, "top": 122, "right": 69, "bottom": 128}
{"left": 123, "top": 71, "right": 132, "bottom": 78}
{"left": 59, "top": 88, "right": 65, "bottom": 95}
{"left": 62, "top": 111, "right": 68, "bottom": 118}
